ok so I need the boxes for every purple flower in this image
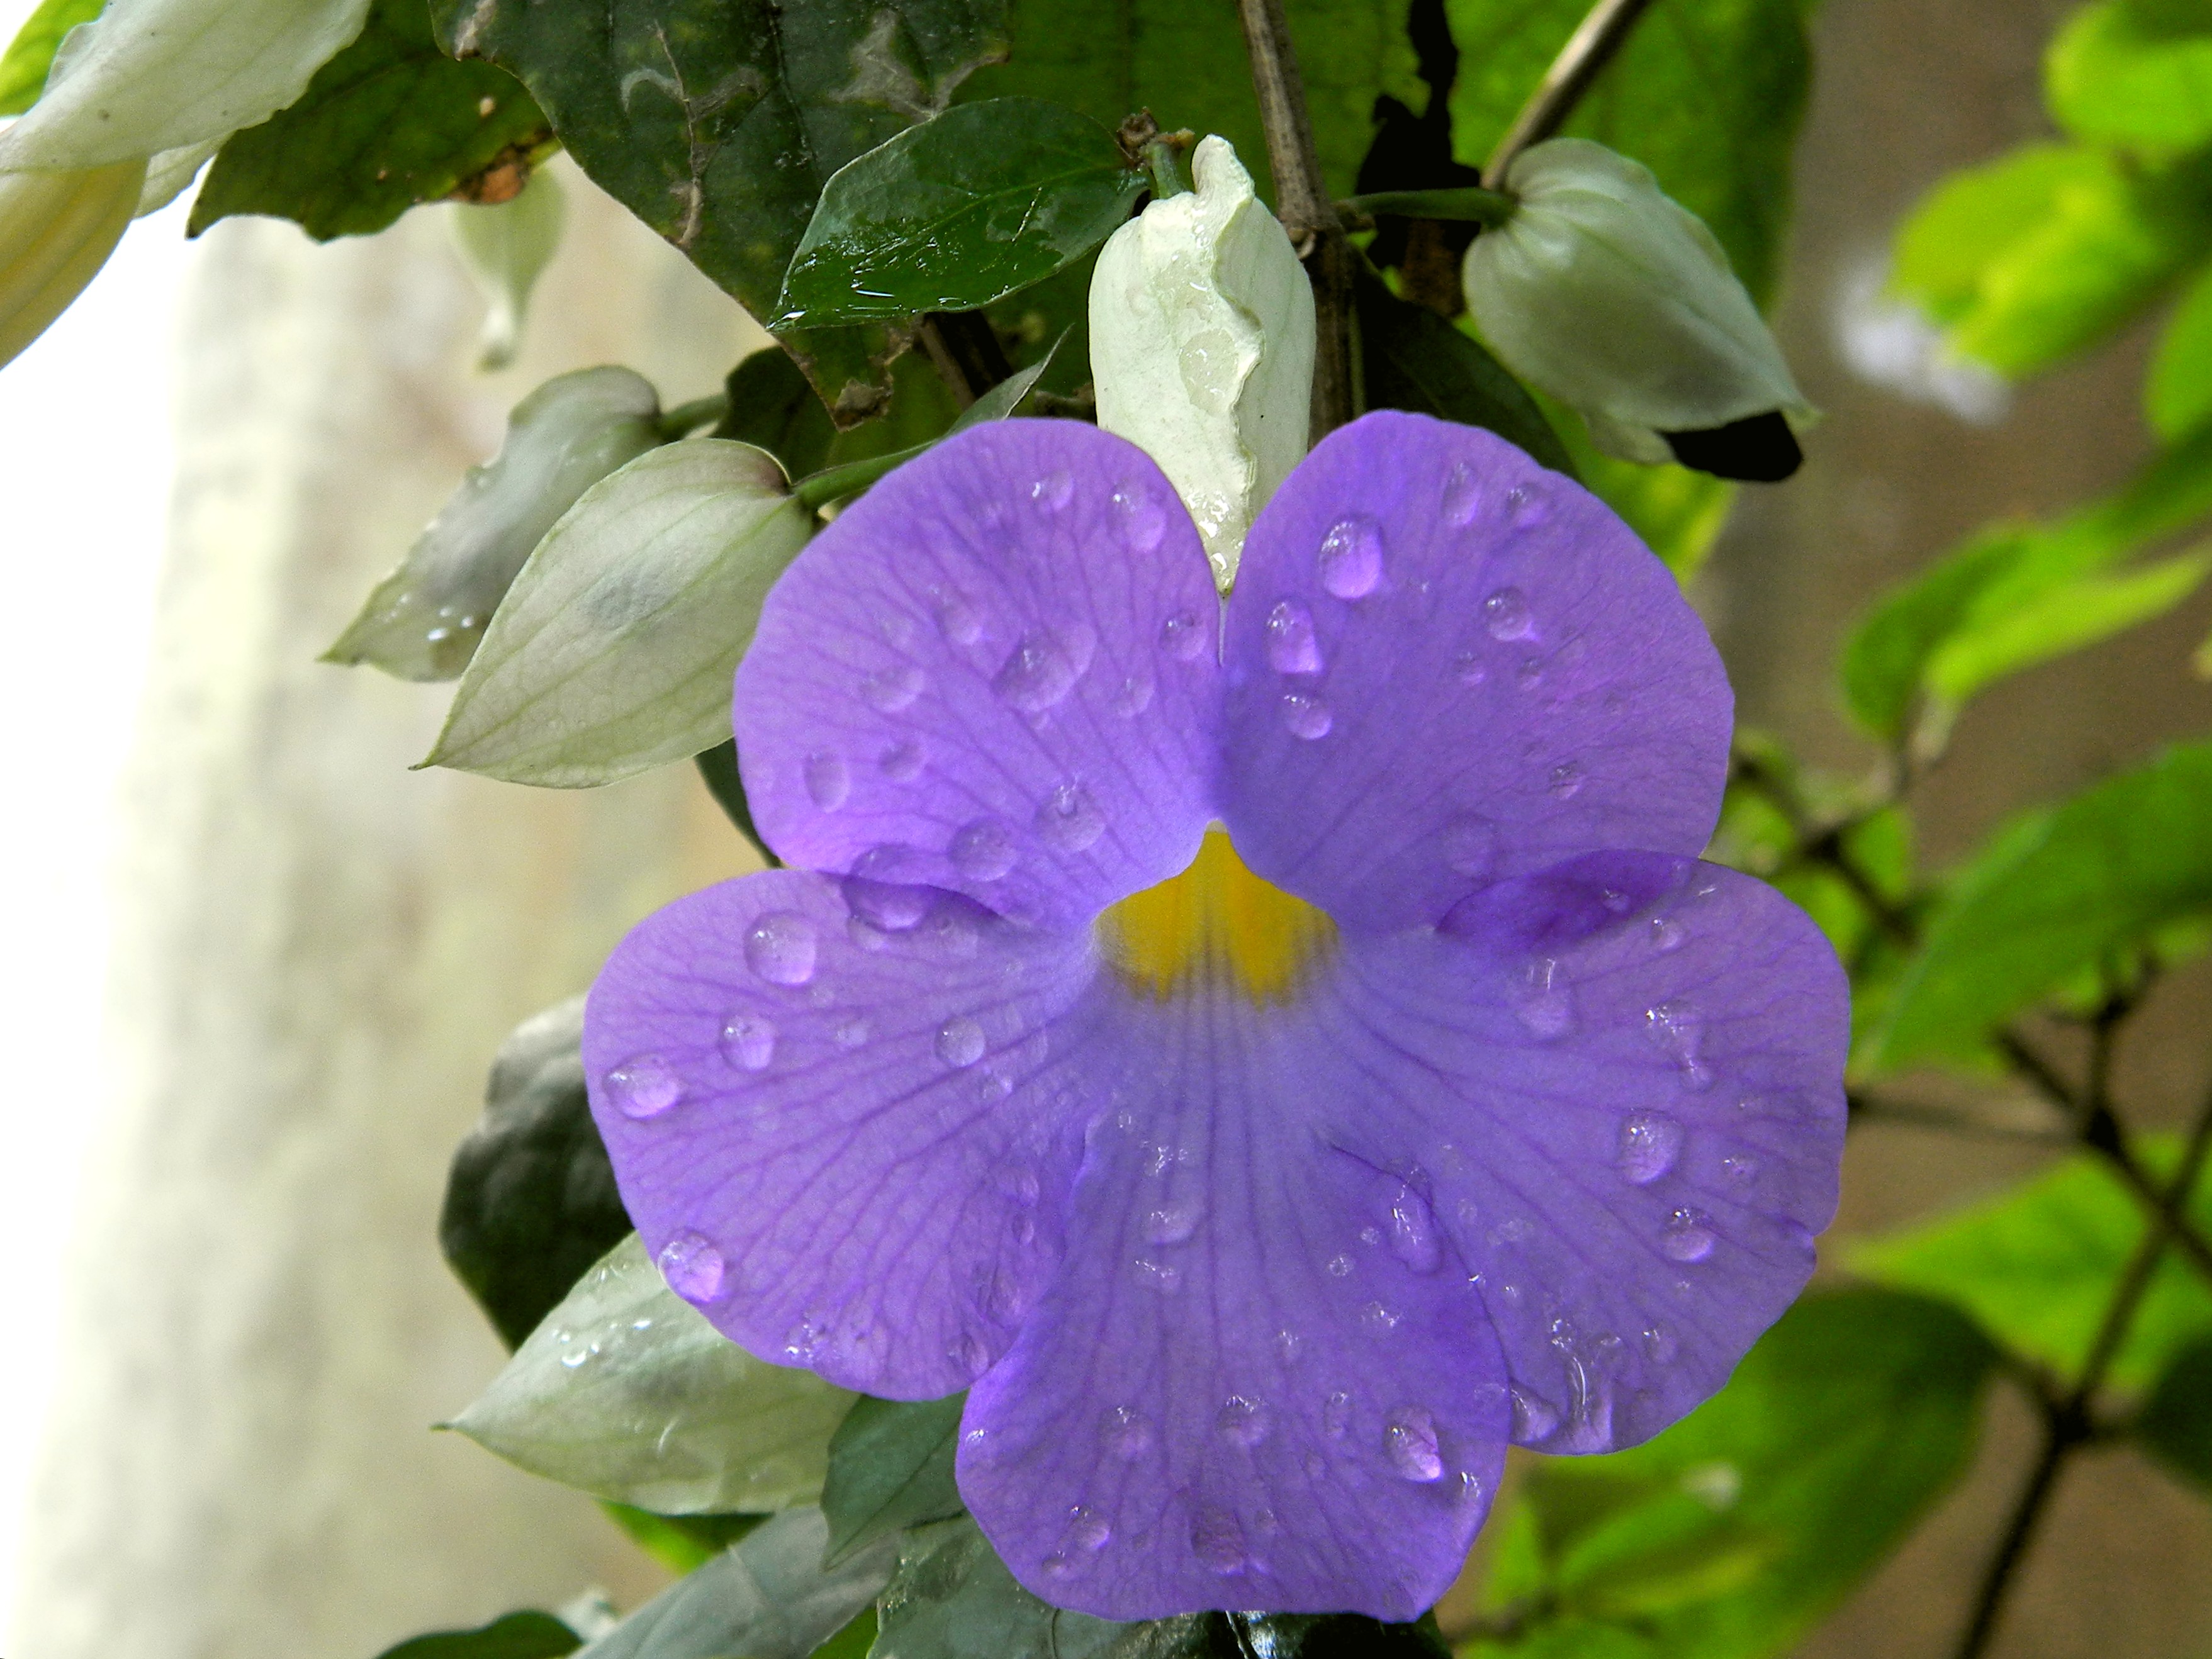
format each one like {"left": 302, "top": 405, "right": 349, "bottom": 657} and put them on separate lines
{"left": 583, "top": 411, "right": 1847, "bottom": 1621}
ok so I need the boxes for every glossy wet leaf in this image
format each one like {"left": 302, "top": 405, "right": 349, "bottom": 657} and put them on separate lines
{"left": 376, "top": 1611, "right": 582, "bottom": 1659}
{"left": 187, "top": 0, "right": 551, "bottom": 240}
{"left": 1445, "top": 0, "right": 1812, "bottom": 306}
{"left": 1464, "top": 1292, "right": 1994, "bottom": 1659}
{"left": 429, "top": 0, "right": 1010, "bottom": 419}
{"left": 450, "top": 1232, "right": 856, "bottom": 1513}
{"left": 328, "top": 366, "right": 661, "bottom": 683}
{"left": 440, "top": 997, "right": 634, "bottom": 1349}
{"left": 2048, "top": 0, "right": 2212, "bottom": 158}
{"left": 0, "top": 0, "right": 104, "bottom": 115}
{"left": 577, "top": 1507, "right": 895, "bottom": 1659}
{"left": 2140, "top": 1336, "right": 2212, "bottom": 1492}
{"left": 1868, "top": 742, "right": 2212, "bottom": 1068}
{"left": 424, "top": 440, "right": 812, "bottom": 786}
{"left": 777, "top": 98, "right": 1140, "bottom": 328}
{"left": 819, "top": 1394, "right": 965, "bottom": 1567}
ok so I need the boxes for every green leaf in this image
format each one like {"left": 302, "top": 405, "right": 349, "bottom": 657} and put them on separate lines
{"left": 578, "top": 1507, "right": 895, "bottom": 1659}
{"left": 601, "top": 1505, "right": 766, "bottom": 1576}
{"left": 376, "top": 1611, "right": 582, "bottom": 1659}
{"left": 693, "top": 740, "right": 774, "bottom": 863}
{"left": 1535, "top": 386, "right": 1736, "bottom": 583}
{"left": 2048, "top": 0, "right": 2212, "bottom": 158}
{"left": 819, "top": 1395, "right": 966, "bottom": 1568}
{"left": 440, "top": 996, "right": 633, "bottom": 1350}
{"left": 2148, "top": 257, "right": 2212, "bottom": 439}
{"left": 777, "top": 98, "right": 1140, "bottom": 329}
{"left": 0, "top": 0, "right": 103, "bottom": 116}
{"left": 716, "top": 348, "right": 837, "bottom": 481}
{"left": 1446, "top": 0, "right": 1813, "bottom": 305}
{"left": 187, "top": 0, "right": 551, "bottom": 241}
{"left": 2140, "top": 1335, "right": 2212, "bottom": 1492}
{"left": 424, "top": 440, "right": 812, "bottom": 786}
{"left": 1868, "top": 740, "right": 2212, "bottom": 1068}
{"left": 1847, "top": 1140, "right": 2212, "bottom": 1393}
{"left": 430, "top": 0, "right": 1011, "bottom": 420}
{"left": 450, "top": 1232, "right": 856, "bottom": 1513}
{"left": 1354, "top": 264, "right": 1578, "bottom": 480}
{"left": 1467, "top": 1292, "right": 1994, "bottom": 1659}
{"left": 328, "top": 366, "right": 663, "bottom": 683}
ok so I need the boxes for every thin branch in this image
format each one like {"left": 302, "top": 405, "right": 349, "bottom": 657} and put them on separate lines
{"left": 1848, "top": 1090, "right": 2070, "bottom": 1146}
{"left": 1233, "top": 0, "right": 1356, "bottom": 435}
{"left": 1481, "top": 0, "right": 1663, "bottom": 186}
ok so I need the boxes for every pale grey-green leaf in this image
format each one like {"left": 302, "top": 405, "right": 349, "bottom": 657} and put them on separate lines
{"left": 328, "top": 365, "right": 661, "bottom": 682}
{"left": 449, "top": 1233, "right": 855, "bottom": 1514}
{"left": 424, "top": 439, "right": 812, "bottom": 786}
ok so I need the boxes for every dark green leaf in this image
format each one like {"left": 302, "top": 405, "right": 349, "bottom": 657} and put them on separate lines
{"left": 1465, "top": 1292, "right": 1994, "bottom": 1659}
{"left": 440, "top": 996, "right": 632, "bottom": 1349}
{"left": 1868, "top": 741, "right": 2212, "bottom": 1069}
{"left": 189, "top": 0, "right": 551, "bottom": 240}
{"left": 2048, "top": 0, "right": 2212, "bottom": 158}
{"left": 808, "top": 1607, "right": 879, "bottom": 1659}
{"left": 694, "top": 740, "right": 774, "bottom": 863}
{"left": 1847, "top": 1139, "right": 2212, "bottom": 1393}
{"left": 376, "top": 1611, "right": 581, "bottom": 1659}
{"left": 430, "top": 0, "right": 1011, "bottom": 418}
{"left": 2140, "top": 1336, "right": 2212, "bottom": 1492}
{"left": 1355, "top": 264, "right": 1576, "bottom": 479}
{"left": 0, "top": 0, "right": 102, "bottom": 116}
{"left": 578, "top": 1507, "right": 895, "bottom": 1659}
{"left": 777, "top": 98, "right": 1141, "bottom": 328}
{"left": 1228, "top": 1614, "right": 1450, "bottom": 1657}
{"left": 819, "top": 1394, "right": 966, "bottom": 1567}
{"left": 716, "top": 349, "right": 837, "bottom": 481}
{"left": 602, "top": 1504, "right": 766, "bottom": 1576}
{"left": 1446, "top": 0, "right": 1814, "bottom": 304}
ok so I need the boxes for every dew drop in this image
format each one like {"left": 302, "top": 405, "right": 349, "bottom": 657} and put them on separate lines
{"left": 860, "top": 663, "right": 923, "bottom": 713}
{"left": 1216, "top": 1395, "right": 1271, "bottom": 1448}
{"left": 1646, "top": 1000, "right": 1715, "bottom": 1090}
{"left": 1062, "top": 1507, "right": 1111, "bottom": 1553}
{"left": 1442, "top": 462, "right": 1481, "bottom": 526}
{"left": 1362, "top": 1300, "right": 1402, "bottom": 1333}
{"left": 1507, "top": 483, "right": 1550, "bottom": 528}
{"left": 1387, "top": 1187, "right": 1442, "bottom": 1274}
{"left": 976, "top": 1069, "right": 1011, "bottom": 1104}
{"left": 1113, "top": 484, "right": 1169, "bottom": 551}
{"left": 1160, "top": 611, "right": 1208, "bottom": 661}
{"left": 1452, "top": 649, "right": 1488, "bottom": 686}
{"left": 1109, "top": 673, "right": 1155, "bottom": 715}
{"left": 1132, "top": 1256, "right": 1182, "bottom": 1293}
{"left": 801, "top": 749, "right": 851, "bottom": 811}
{"left": 1547, "top": 760, "right": 1585, "bottom": 798}
{"left": 1617, "top": 1113, "right": 1683, "bottom": 1185}
{"left": 1323, "top": 1389, "right": 1354, "bottom": 1439}
{"left": 832, "top": 1015, "right": 870, "bottom": 1051}
{"left": 720, "top": 1012, "right": 776, "bottom": 1071}
{"left": 841, "top": 873, "right": 929, "bottom": 932}
{"left": 745, "top": 912, "right": 818, "bottom": 985}
{"left": 1510, "top": 1386, "right": 1560, "bottom": 1441}
{"left": 656, "top": 1231, "right": 725, "bottom": 1304}
{"left": 879, "top": 739, "right": 924, "bottom": 781}
{"left": 607, "top": 1054, "right": 683, "bottom": 1119}
{"left": 1661, "top": 1209, "right": 1717, "bottom": 1262}
{"left": 1483, "top": 587, "right": 1534, "bottom": 641}
{"left": 1442, "top": 815, "right": 1498, "bottom": 878}
{"left": 1280, "top": 691, "right": 1333, "bottom": 740}
{"left": 1318, "top": 515, "right": 1384, "bottom": 598}
{"left": 1722, "top": 1153, "right": 1760, "bottom": 1185}
{"left": 1143, "top": 1197, "right": 1202, "bottom": 1244}
{"left": 1036, "top": 783, "right": 1106, "bottom": 851}
{"left": 1190, "top": 1507, "right": 1247, "bottom": 1576}
{"left": 1326, "top": 1253, "right": 1354, "bottom": 1278}
{"left": 1265, "top": 598, "right": 1323, "bottom": 673}
{"left": 1642, "top": 1325, "right": 1679, "bottom": 1365}
{"left": 1383, "top": 1406, "right": 1445, "bottom": 1482}
{"left": 1276, "top": 1328, "right": 1303, "bottom": 1362}
{"left": 950, "top": 817, "right": 1019, "bottom": 880}
{"left": 1104, "top": 1405, "right": 1154, "bottom": 1459}
{"left": 993, "top": 630, "right": 1082, "bottom": 711}
{"left": 1512, "top": 958, "right": 1576, "bottom": 1039}
{"left": 1031, "top": 468, "right": 1074, "bottom": 510}
{"left": 934, "top": 591, "right": 983, "bottom": 645}
{"left": 936, "top": 1016, "right": 986, "bottom": 1068}
{"left": 1650, "top": 915, "right": 1687, "bottom": 952}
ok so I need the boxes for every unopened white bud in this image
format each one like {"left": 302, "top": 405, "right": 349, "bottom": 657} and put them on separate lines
{"left": 0, "top": 159, "right": 147, "bottom": 371}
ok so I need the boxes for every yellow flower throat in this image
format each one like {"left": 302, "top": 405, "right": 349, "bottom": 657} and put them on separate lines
{"left": 1099, "top": 829, "right": 1335, "bottom": 1005}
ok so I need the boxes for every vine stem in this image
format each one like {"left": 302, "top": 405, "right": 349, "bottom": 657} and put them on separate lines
{"left": 1233, "top": 0, "right": 1357, "bottom": 436}
{"left": 1951, "top": 1073, "right": 2212, "bottom": 1659}
{"left": 1481, "top": 0, "right": 1661, "bottom": 186}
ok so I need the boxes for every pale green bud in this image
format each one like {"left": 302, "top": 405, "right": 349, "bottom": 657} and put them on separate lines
{"left": 1089, "top": 135, "right": 1314, "bottom": 589}
{"left": 0, "top": 158, "right": 146, "bottom": 370}
{"left": 1463, "top": 138, "right": 1811, "bottom": 472}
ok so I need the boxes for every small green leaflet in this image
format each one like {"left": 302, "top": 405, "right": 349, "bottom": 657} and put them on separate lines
{"left": 2139, "top": 1336, "right": 2212, "bottom": 1492}
{"left": 819, "top": 1394, "right": 967, "bottom": 1568}
{"left": 0, "top": 0, "right": 104, "bottom": 115}
{"left": 374, "top": 1611, "right": 582, "bottom": 1659}
{"left": 777, "top": 99, "right": 1143, "bottom": 329}
{"left": 2148, "top": 259, "right": 2212, "bottom": 439}
{"left": 2048, "top": 0, "right": 2212, "bottom": 159}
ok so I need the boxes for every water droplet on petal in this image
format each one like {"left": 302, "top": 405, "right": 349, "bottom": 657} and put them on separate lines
{"left": 935, "top": 591, "right": 982, "bottom": 645}
{"left": 994, "top": 630, "right": 1081, "bottom": 711}
{"left": 1362, "top": 1301, "right": 1402, "bottom": 1333}
{"left": 1323, "top": 1390, "right": 1354, "bottom": 1439}
{"left": 1036, "top": 783, "right": 1106, "bottom": 851}
{"left": 607, "top": 1054, "right": 682, "bottom": 1119}
{"left": 1265, "top": 598, "right": 1323, "bottom": 673}
{"left": 1722, "top": 1153, "right": 1760, "bottom": 1185}
{"left": 841, "top": 873, "right": 929, "bottom": 932}
{"left": 1280, "top": 691, "right": 1333, "bottom": 739}
{"left": 1113, "top": 484, "right": 1169, "bottom": 551}
{"left": 1326, "top": 1253, "right": 1354, "bottom": 1278}
{"left": 879, "top": 739, "right": 924, "bottom": 781}
{"left": 1062, "top": 1507, "right": 1111, "bottom": 1553}
{"left": 832, "top": 1015, "right": 870, "bottom": 1050}
{"left": 746, "top": 912, "right": 818, "bottom": 985}
{"left": 1383, "top": 1406, "right": 1445, "bottom": 1482}
{"left": 1109, "top": 673, "right": 1155, "bottom": 715}
{"left": 1510, "top": 1387, "right": 1560, "bottom": 1441}
{"left": 1132, "top": 1256, "right": 1182, "bottom": 1292}
{"left": 804, "top": 750, "right": 850, "bottom": 811}
{"left": 1642, "top": 1325, "right": 1679, "bottom": 1364}
{"left": 1617, "top": 1113, "right": 1683, "bottom": 1185}
{"left": 1512, "top": 958, "right": 1576, "bottom": 1039}
{"left": 1190, "top": 1506, "right": 1247, "bottom": 1575}
{"left": 1143, "top": 1197, "right": 1202, "bottom": 1244}
{"left": 950, "top": 817, "right": 1018, "bottom": 880}
{"left": 1650, "top": 915, "right": 1687, "bottom": 952}
{"left": 1453, "top": 649, "right": 1488, "bottom": 686}
{"left": 1646, "top": 1000, "right": 1715, "bottom": 1089}
{"left": 1104, "top": 1405, "right": 1154, "bottom": 1459}
{"left": 1216, "top": 1395, "right": 1270, "bottom": 1448}
{"left": 656, "top": 1231, "right": 724, "bottom": 1303}
{"left": 1031, "top": 468, "right": 1073, "bottom": 510}
{"left": 1484, "top": 587, "right": 1533, "bottom": 641}
{"left": 1507, "top": 483, "right": 1550, "bottom": 528}
{"left": 720, "top": 1013, "right": 776, "bottom": 1071}
{"left": 1442, "top": 815, "right": 1498, "bottom": 878}
{"left": 1661, "top": 1209, "right": 1717, "bottom": 1262}
{"left": 1442, "top": 462, "right": 1481, "bottom": 526}
{"left": 1160, "top": 610, "right": 1208, "bottom": 660}
{"left": 1388, "top": 1187, "right": 1442, "bottom": 1273}
{"left": 936, "top": 1016, "right": 985, "bottom": 1068}
{"left": 1318, "top": 516, "right": 1384, "bottom": 598}
{"left": 1547, "top": 760, "right": 1585, "bottom": 798}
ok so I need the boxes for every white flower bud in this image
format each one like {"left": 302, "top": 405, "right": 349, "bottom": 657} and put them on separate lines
{"left": 0, "top": 159, "right": 148, "bottom": 371}
{"left": 1463, "top": 138, "right": 1811, "bottom": 469}
{"left": 1089, "top": 135, "right": 1315, "bottom": 589}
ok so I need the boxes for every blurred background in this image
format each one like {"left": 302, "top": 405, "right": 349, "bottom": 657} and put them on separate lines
{"left": 0, "top": 0, "right": 2206, "bottom": 1654}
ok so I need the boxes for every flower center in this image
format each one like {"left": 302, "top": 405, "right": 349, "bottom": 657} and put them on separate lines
{"left": 1099, "top": 828, "right": 1335, "bottom": 1005}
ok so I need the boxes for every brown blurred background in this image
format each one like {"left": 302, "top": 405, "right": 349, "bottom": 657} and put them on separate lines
{"left": 9, "top": 0, "right": 2210, "bottom": 1655}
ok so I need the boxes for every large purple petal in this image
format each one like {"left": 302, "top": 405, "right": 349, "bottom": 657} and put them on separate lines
{"left": 583, "top": 868, "right": 1120, "bottom": 1398}
{"left": 959, "top": 991, "right": 1510, "bottom": 1623}
{"left": 736, "top": 422, "right": 1223, "bottom": 931}
{"left": 1218, "top": 411, "right": 1732, "bottom": 932}
{"left": 1312, "top": 852, "right": 1846, "bottom": 1453}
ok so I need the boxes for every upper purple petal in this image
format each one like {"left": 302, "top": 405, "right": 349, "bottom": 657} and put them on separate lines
{"left": 1217, "top": 411, "right": 1732, "bottom": 932}
{"left": 735, "top": 421, "right": 1221, "bottom": 932}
